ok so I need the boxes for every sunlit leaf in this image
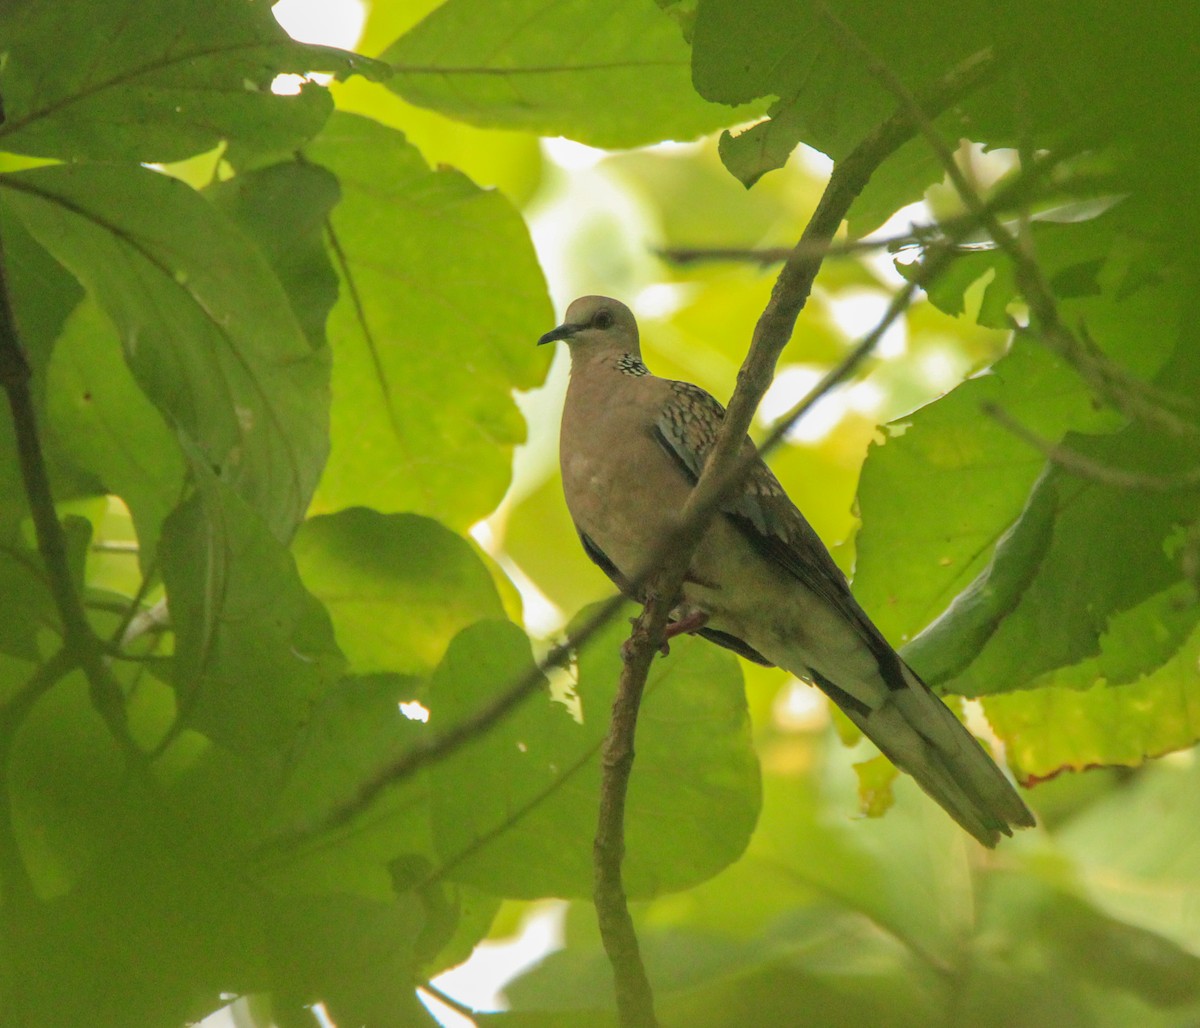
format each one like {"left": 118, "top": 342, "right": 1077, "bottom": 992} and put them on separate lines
{"left": 383, "top": 0, "right": 749, "bottom": 147}
{"left": 303, "top": 112, "right": 552, "bottom": 527}
{"left": 293, "top": 508, "right": 507, "bottom": 678}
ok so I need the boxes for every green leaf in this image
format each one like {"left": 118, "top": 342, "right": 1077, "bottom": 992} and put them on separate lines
{"left": 982, "top": 616, "right": 1200, "bottom": 782}
{"left": 45, "top": 299, "right": 185, "bottom": 566}
{"left": 1057, "top": 757, "right": 1200, "bottom": 956}
{"left": 265, "top": 892, "right": 433, "bottom": 1027}
{"left": 292, "top": 508, "right": 507, "bottom": 678}
{"left": 382, "top": 0, "right": 748, "bottom": 148}
{"left": 206, "top": 160, "right": 342, "bottom": 350}
{"left": 8, "top": 670, "right": 127, "bottom": 899}
{"left": 160, "top": 472, "right": 344, "bottom": 760}
{"left": 854, "top": 339, "right": 1114, "bottom": 646}
{"left": 0, "top": 543, "right": 55, "bottom": 660}
{"left": 3, "top": 162, "right": 329, "bottom": 540}
{"left": 0, "top": 0, "right": 386, "bottom": 164}
{"left": 692, "top": 1, "right": 990, "bottom": 178}
{"left": 303, "top": 113, "right": 552, "bottom": 527}
{"left": 427, "top": 613, "right": 758, "bottom": 899}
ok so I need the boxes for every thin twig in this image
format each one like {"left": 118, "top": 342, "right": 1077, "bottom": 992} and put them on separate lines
{"left": 419, "top": 981, "right": 477, "bottom": 1019}
{"left": 982, "top": 401, "right": 1200, "bottom": 490}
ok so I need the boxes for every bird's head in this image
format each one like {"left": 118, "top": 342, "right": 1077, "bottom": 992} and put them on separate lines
{"left": 537, "top": 295, "right": 640, "bottom": 355}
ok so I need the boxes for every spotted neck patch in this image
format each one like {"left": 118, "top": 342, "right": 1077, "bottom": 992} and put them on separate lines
{"left": 615, "top": 352, "right": 649, "bottom": 377}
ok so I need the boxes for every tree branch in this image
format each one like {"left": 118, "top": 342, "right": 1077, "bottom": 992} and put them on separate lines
{"left": 0, "top": 217, "right": 142, "bottom": 769}
{"left": 591, "top": 45, "right": 1001, "bottom": 1028}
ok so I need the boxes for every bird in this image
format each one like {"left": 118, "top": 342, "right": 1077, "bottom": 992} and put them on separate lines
{"left": 539, "top": 295, "right": 1035, "bottom": 847}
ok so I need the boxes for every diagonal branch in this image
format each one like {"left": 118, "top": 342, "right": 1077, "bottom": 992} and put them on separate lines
{"left": 592, "top": 45, "right": 1002, "bottom": 1028}
{"left": 0, "top": 210, "right": 142, "bottom": 770}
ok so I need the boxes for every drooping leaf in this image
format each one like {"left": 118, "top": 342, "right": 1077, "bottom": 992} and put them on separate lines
{"left": 3, "top": 162, "right": 329, "bottom": 540}
{"left": 382, "top": 0, "right": 750, "bottom": 148}
{"left": 303, "top": 112, "right": 552, "bottom": 527}
{"left": 983, "top": 615, "right": 1200, "bottom": 783}
{"left": 206, "top": 160, "right": 342, "bottom": 349}
{"left": 854, "top": 339, "right": 1116, "bottom": 647}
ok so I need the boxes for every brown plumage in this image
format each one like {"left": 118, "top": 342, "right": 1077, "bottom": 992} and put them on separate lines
{"left": 540, "top": 295, "right": 1034, "bottom": 847}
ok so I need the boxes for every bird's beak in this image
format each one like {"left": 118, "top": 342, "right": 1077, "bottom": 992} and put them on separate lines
{"left": 537, "top": 322, "right": 579, "bottom": 346}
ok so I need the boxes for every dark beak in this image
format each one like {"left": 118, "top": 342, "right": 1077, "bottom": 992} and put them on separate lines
{"left": 537, "top": 322, "right": 579, "bottom": 346}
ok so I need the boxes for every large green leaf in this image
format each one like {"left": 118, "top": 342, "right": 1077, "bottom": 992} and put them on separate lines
{"left": 303, "top": 112, "right": 552, "bottom": 527}
{"left": 0, "top": 0, "right": 387, "bottom": 164}
{"left": 292, "top": 508, "right": 507, "bottom": 678}
{"left": 427, "top": 614, "right": 758, "bottom": 899}
{"left": 692, "top": 0, "right": 992, "bottom": 188}
{"left": 0, "top": 204, "right": 85, "bottom": 537}
{"left": 159, "top": 473, "right": 344, "bottom": 761}
{"left": 2, "top": 162, "right": 329, "bottom": 540}
{"left": 382, "top": 0, "right": 749, "bottom": 147}
{"left": 854, "top": 340, "right": 1114, "bottom": 647}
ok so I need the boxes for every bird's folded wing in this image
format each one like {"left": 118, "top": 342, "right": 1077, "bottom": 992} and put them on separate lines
{"left": 653, "top": 380, "right": 912, "bottom": 692}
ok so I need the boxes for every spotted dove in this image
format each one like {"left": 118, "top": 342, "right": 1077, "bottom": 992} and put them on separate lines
{"left": 540, "top": 295, "right": 1034, "bottom": 847}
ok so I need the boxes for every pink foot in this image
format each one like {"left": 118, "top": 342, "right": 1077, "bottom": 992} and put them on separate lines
{"left": 620, "top": 610, "right": 710, "bottom": 661}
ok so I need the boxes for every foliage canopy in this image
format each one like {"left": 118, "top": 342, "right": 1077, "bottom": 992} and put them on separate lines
{"left": 0, "top": 0, "right": 1198, "bottom": 1025}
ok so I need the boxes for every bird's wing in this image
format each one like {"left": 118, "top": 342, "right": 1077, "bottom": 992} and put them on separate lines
{"left": 653, "top": 380, "right": 911, "bottom": 691}
{"left": 654, "top": 380, "right": 1035, "bottom": 846}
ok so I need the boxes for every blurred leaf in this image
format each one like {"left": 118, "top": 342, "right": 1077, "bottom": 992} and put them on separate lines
{"left": 1058, "top": 757, "right": 1200, "bottom": 956}
{"left": 427, "top": 613, "right": 758, "bottom": 899}
{"left": 0, "top": 204, "right": 85, "bottom": 536}
{"left": 303, "top": 112, "right": 552, "bottom": 528}
{"left": 0, "top": 0, "right": 386, "bottom": 164}
{"left": 2, "top": 162, "right": 329, "bottom": 540}
{"left": 852, "top": 753, "right": 898, "bottom": 818}
{"left": 293, "top": 508, "right": 507, "bottom": 678}
{"left": 45, "top": 299, "right": 184, "bottom": 566}
{"left": 160, "top": 472, "right": 344, "bottom": 760}
{"left": 265, "top": 892, "right": 433, "bottom": 1027}
{"left": 0, "top": 543, "right": 55, "bottom": 660}
{"left": 207, "top": 161, "right": 342, "bottom": 350}
{"left": 383, "top": 0, "right": 750, "bottom": 148}
{"left": 8, "top": 671, "right": 126, "bottom": 899}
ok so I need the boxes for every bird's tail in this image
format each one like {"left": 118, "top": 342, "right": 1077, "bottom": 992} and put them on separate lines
{"left": 812, "top": 663, "right": 1035, "bottom": 847}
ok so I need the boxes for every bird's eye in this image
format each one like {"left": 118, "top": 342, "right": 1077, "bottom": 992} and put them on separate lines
{"left": 593, "top": 309, "right": 613, "bottom": 330}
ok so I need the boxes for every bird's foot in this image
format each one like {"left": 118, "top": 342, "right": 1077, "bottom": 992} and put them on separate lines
{"left": 621, "top": 609, "right": 710, "bottom": 661}
{"left": 664, "top": 609, "right": 710, "bottom": 640}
